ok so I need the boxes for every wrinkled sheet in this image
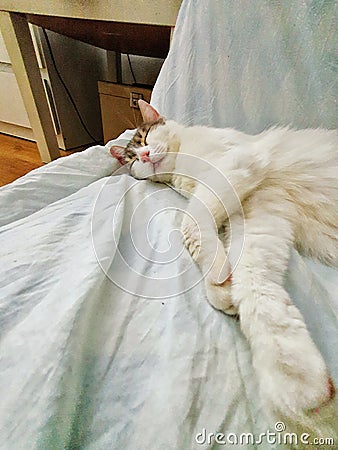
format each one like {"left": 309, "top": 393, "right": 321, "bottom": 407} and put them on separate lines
{"left": 1, "top": 142, "right": 337, "bottom": 450}
{"left": 1, "top": 0, "right": 338, "bottom": 448}
{"left": 0, "top": 136, "right": 265, "bottom": 449}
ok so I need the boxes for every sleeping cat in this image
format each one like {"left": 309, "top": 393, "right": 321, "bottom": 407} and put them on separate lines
{"left": 110, "top": 99, "right": 337, "bottom": 423}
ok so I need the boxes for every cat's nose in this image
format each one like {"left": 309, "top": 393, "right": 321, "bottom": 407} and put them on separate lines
{"left": 140, "top": 150, "right": 151, "bottom": 163}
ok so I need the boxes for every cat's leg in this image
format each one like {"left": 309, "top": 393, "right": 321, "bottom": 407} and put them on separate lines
{"left": 181, "top": 209, "right": 237, "bottom": 315}
{"left": 231, "top": 191, "right": 335, "bottom": 417}
{"left": 180, "top": 147, "right": 270, "bottom": 314}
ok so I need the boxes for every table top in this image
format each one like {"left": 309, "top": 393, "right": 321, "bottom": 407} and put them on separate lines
{"left": 0, "top": 0, "right": 182, "bottom": 26}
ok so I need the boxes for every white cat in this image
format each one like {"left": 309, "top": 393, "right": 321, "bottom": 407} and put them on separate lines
{"left": 110, "top": 99, "right": 337, "bottom": 424}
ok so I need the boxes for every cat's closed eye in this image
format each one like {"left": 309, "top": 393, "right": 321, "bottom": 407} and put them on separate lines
{"left": 110, "top": 145, "right": 137, "bottom": 165}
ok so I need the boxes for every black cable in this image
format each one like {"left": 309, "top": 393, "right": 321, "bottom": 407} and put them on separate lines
{"left": 41, "top": 28, "right": 101, "bottom": 144}
{"left": 127, "top": 54, "right": 137, "bottom": 84}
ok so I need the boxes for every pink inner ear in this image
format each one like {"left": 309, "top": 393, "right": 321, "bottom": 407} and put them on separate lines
{"left": 138, "top": 99, "right": 161, "bottom": 122}
{"left": 110, "top": 146, "right": 127, "bottom": 165}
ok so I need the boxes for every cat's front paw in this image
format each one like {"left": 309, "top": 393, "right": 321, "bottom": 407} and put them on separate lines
{"left": 204, "top": 275, "right": 238, "bottom": 315}
{"left": 260, "top": 360, "right": 335, "bottom": 421}
{"left": 253, "top": 319, "right": 336, "bottom": 417}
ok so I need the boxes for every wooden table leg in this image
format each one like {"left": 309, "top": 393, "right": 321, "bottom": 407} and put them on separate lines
{"left": 0, "top": 12, "right": 59, "bottom": 162}
{"left": 170, "top": 26, "right": 175, "bottom": 47}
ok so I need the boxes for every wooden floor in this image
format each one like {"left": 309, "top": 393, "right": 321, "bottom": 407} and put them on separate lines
{"left": 0, "top": 133, "right": 44, "bottom": 187}
{"left": 0, "top": 133, "right": 77, "bottom": 187}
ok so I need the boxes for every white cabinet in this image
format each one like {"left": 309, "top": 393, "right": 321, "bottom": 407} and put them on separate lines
{"left": 0, "top": 72, "right": 31, "bottom": 127}
{"left": 0, "top": 32, "right": 10, "bottom": 63}
{"left": 0, "top": 30, "right": 33, "bottom": 140}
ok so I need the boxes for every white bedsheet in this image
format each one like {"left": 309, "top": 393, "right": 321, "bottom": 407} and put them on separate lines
{"left": 1, "top": 0, "right": 338, "bottom": 448}
{"left": 0, "top": 138, "right": 263, "bottom": 448}
{"left": 1, "top": 134, "right": 337, "bottom": 449}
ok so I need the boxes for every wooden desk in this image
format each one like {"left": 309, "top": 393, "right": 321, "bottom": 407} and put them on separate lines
{"left": 0, "top": 1, "right": 181, "bottom": 162}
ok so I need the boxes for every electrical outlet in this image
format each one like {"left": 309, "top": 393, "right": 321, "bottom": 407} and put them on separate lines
{"left": 130, "top": 92, "right": 144, "bottom": 109}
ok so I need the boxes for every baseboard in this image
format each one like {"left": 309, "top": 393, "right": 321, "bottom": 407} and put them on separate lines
{"left": 0, "top": 121, "right": 35, "bottom": 141}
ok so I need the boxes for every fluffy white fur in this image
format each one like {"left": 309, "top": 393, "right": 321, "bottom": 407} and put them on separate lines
{"left": 111, "top": 100, "right": 337, "bottom": 426}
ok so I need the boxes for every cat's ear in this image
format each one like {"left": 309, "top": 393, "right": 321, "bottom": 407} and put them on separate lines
{"left": 110, "top": 145, "right": 127, "bottom": 165}
{"left": 138, "top": 99, "right": 161, "bottom": 123}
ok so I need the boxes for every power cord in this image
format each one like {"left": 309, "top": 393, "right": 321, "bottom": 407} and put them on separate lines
{"left": 41, "top": 28, "right": 101, "bottom": 145}
{"left": 127, "top": 54, "right": 137, "bottom": 84}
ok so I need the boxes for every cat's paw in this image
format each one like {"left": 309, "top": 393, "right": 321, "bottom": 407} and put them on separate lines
{"left": 204, "top": 275, "right": 238, "bottom": 315}
{"left": 262, "top": 364, "right": 334, "bottom": 416}
{"left": 260, "top": 361, "right": 335, "bottom": 422}
{"left": 253, "top": 319, "right": 335, "bottom": 417}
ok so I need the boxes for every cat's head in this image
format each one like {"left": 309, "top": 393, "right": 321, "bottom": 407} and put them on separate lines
{"left": 110, "top": 100, "right": 180, "bottom": 180}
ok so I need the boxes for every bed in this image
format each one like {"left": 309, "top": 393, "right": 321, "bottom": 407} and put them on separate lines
{"left": 1, "top": 1, "right": 337, "bottom": 448}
